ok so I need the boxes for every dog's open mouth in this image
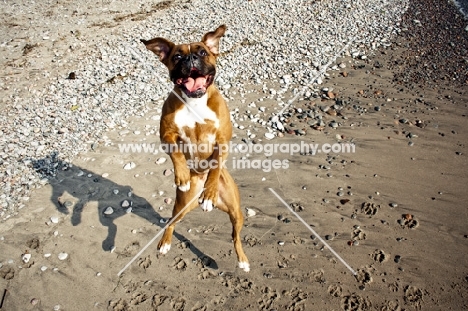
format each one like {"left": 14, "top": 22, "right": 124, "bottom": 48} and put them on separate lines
{"left": 175, "top": 69, "right": 213, "bottom": 97}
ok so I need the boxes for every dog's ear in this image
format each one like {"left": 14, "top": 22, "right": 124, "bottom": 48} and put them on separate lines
{"left": 141, "top": 38, "right": 175, "bottom": 65}
{"left": 202, "top": 25, "right": 226, "bottom": 55}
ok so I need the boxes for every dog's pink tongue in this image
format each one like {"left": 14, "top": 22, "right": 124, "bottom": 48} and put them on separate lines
{"left": 184, "top": 77, "right": 207, "bottom": 93}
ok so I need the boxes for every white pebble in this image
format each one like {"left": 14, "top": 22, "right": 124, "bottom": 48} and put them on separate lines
{"left": 264, "top": 132, "right": 275, "bottom": 140}
{"left": 156, "top": 157, "right": 167, "bottom": 165}
{"left": 246, "top": 208, "right": 256, "bottom": 217}
{"left": 50, "top": 216, "right": 59, "bottom": 224}
{"left": 40, "top": 266, "right": 48, "bottom": 272}
{"left": 58, "top": 252, "right": 68, "bottom": 260}
{"left": 22, "top": 253, "right": 32, "bottom": 263}
{"left": 123, "top": 162, "right": 136, "bottom": 170}
{"left": 103, "top": 206, "right": 114, "bottom": 215}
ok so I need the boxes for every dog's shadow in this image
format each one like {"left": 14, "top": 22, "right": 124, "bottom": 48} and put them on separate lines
{"left": 32, "top": 153, "right": 217, "bottom": 269}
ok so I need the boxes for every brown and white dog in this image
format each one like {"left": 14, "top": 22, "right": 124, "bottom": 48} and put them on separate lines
{"left": 141, "top": 25, "right": 250, "bottom": 272}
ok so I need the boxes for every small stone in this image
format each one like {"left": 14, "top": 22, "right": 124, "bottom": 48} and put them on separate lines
{"left": 159, "top": 218, "right": 168, "bottom": 224}
{"left": 389, "top": 203, "right": 398, "bottom": 208}
{"left": 278, "top": 241, "right": 285, "bottom": 246}
{"left": 123, "top": 162, "right": 136, "bottom": 170}
{"left": 163, "top": 169, "right": 173, "bottom": 176}
{"left": 329, "top": 121, "right": 338, "bottom": 129}
{"left": 22, "top": 253, "right": 32, "bottom": 263}
{"left": 31, "top": 298, "right": 40, "bottom": 305}
{"left": 325, "top": 235, "right": 333, "bottom": 241}
{"left": 50, "top": 216, "right": 59, "bottom": 224}
{"left": 246, "top": 208, "right": 256, "bottom": 217}
{"left": 40, "top": 266, "right": 47, "bottom": 272}
{"left": 102, "top": 173, "right": 109, "bottom": 178}
{"left": 44, "top": 253, "right": 52, "bottom": 258}
{"left": 156, "top": 157, "right": 167, "bottom": 165}
{"left": 264, "top": 132, "right": 275, "bottom": 140}
{"left": 103, "top": 206, "right": 114, "bottom": 215}
{"left": 58, "top": 252, "right": 68, "bottom": 260}
{"left": 53, "top": 305, "right": 61, "bottom": 311}
{"left": 394, "top": 255, "right": 401, "bottom": 263}
{"left": 125, "top": 207, "right": 132, "bottom": 214}
{"left": 113, "top": 189, "right": 119, "bottom": 195}
{"left": 164, "top": 198, "right": 173, "bottom": 204}
{"left": 121, "top": 200, "right": 131, "bottom": 208}
{"left": 352, "top": 240, "right": 359, "bottom": 246}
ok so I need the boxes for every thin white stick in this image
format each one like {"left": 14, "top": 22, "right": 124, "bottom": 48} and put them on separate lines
{"left": 117, "top": 188, "right": 205, "bottom": 277}
{"left": 269, "top": 188, "right": 357, "bottom": 276}
{"left": 169, "top": 88, "right": 206, "bottom": 124}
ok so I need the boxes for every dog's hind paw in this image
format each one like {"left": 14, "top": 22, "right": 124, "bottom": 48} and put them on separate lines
{"left": 200, "top": 199, "right": 213, "bottom": 212}
{"left": 178, "top": 182, "right": 190, "bottom": 192}
{"left": 159, "top": 243, "right": 171, "bottom": 254}
{"left": 238, "top": 261, "right": 250, "bottom": 272}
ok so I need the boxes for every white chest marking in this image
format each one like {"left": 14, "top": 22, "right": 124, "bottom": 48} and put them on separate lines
{"left": 174, "top": 94, "right": 219, "bottom": 129}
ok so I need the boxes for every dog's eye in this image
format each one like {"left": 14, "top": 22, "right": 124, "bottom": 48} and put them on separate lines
{"left": 173, "top": 54, "right": 182, "bottom": 61}
{"left": 199, "top": 49, "right": 208, "bottom": 57}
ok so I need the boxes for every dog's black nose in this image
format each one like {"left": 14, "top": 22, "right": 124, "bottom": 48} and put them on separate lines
{"left": 183, "top": 53, "right": 198, "bottom": 63}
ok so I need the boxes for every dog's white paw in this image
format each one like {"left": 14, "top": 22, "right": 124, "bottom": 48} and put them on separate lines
{"left": 200, "top": 199, "right": 213, "bottom": 212}
{"left": 178, "top": 182, "right": 190, "bottom": 192}
{"left": 238, "top": 261, "right": 250, "bottom": 272}
{"left": 159, "top": 243, "right": 171, "bottom": 254}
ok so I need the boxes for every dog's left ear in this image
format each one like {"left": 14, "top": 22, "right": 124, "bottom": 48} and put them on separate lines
{"left": 202, "top": 25, "right": 226, "bottom": 55}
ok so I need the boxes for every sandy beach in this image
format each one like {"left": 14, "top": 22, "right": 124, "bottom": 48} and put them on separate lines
{"left": 1, "top": 0, "right": 467, "bottom": 310}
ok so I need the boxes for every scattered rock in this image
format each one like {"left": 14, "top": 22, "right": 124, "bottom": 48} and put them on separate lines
{"left": 123, "top": 162, "right": 136, "bottom": 170}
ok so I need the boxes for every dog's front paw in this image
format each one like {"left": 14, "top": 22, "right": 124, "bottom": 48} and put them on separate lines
{"left": 199, "top": 199, "right": 214, "bottom": 212}
{"left": 174, "top": 167, "right": 191, "bottom": 192}
{"left": 178, "top": 182, "right": 190, "bottom": 192}
{"left": 199, "top": 185, "right": 218, "bottom": 212}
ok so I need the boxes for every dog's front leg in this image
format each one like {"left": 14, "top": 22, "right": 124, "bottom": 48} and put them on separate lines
{"left": 199, "top": 141, "right": 227, "bottom": 211}
{"left": 162, "top": 135, "right": 191, "bottom": 192}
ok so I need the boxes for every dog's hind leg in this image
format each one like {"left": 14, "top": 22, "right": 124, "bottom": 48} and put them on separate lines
{"left": 216, "top": 169, "right": 250, "bottom": 272}
{"left": 157, "top": 173, "right": 203, "bottom": 254}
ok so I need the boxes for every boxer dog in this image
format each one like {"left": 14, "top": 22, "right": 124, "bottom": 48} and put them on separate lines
{"left": 141, "top": 25, "right": 250, "bottom": 272}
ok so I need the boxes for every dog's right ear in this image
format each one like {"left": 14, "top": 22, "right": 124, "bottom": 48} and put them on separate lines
{"left": 141, "top": 38, "right": 175, "bottom": 65}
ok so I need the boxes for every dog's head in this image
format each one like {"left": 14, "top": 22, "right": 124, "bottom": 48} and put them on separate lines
{"left": 141, "top": 25, "right": 226, "bottom": 98}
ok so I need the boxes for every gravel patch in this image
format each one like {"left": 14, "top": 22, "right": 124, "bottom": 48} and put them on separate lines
{"left": 0, "top": 0, "right": 409, "bottom": 221}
